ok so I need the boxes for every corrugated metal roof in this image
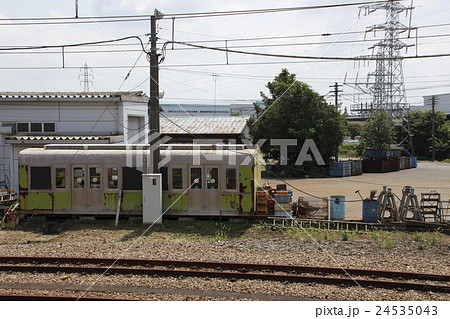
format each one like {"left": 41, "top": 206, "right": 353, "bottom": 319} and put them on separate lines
{"left": 0, "top": 91, "right": 146, "bottom": 100}
{"left": 5, "top": 136, "right": 114, "bottom": 141}
{"left": 160, "top": 116, "right": 249, "bottom": 135}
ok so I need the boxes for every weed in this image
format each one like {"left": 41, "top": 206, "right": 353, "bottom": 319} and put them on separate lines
{"left": 371, "top": 230, "right": 396, "bottom": 249}
{"left": 342, "top": 231, "right": 351, "bottom": 241}
{"left": 214, "top": 223, "right": 231, "bottom": 241}
{"left": 414, "top": 230, "right": 444, "bottom": 249}
{"left": 417, "top": 240, "right": 427, "bottom": 250}
{"left": 429, "top": 231, "right": 444, "bottom": 247}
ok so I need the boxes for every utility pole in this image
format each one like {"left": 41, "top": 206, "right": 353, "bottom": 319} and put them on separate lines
{"left": 329, "top": 82, "right": 342, "bottom": 109}
{"left": 431, "top": 95, "right": 436, "bottom": 162}
{"left": 149, "top": 10, "right": 162, "bottom": 174}
{"left": 213, "top": 72, "right": 218, "bottom": 116}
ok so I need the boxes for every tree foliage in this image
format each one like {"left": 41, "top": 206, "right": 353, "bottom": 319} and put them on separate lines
{"left": 406, "top": 110, "right": 450, "bottom": 160}
{"left": 249, "top": 69, "right": 346, "bottom": 169}
{"left": 360, "top": 111, "right": 395, "bottom": 150}
{"left": 346, "top": 122, "right": 362, "bottom": 139}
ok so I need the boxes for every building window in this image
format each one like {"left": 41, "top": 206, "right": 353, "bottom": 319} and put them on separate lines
{"left": 16, "top": 122, "right": 56, "bottom": 133}
{"left": 226, "top": 168, "right": 237, "bottom": 190}
{"left": 190, "top": 168, "right": 202, "bottom": 189}
{"left": 44, "top": 123, "right": 56, "bottom": 132}
{"left": 172, "top": 168, "right": 183, "bottom": 189}
{"left": 30, "top": 123, "right": 42, "bottom": 132}
{"left": 89, "top": 167, "right": 101, "bottom": 188}
{"left": 55, "top": 168, "right": 66, "bottom": 188}
{"left": 30, "top": 166, "right": 51, "bottom": 190}
{"left": 107, "top": 168, "right": 119, "bottom": 189}
{"left": 17, "top": 123, "right": 29, "bottom": 133}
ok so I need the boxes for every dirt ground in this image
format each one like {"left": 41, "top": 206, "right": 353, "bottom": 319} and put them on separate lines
{"left": 265, "top": 161, "right": 450, "bottom": 219}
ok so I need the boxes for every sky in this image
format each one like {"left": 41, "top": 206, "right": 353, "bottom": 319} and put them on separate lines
{"left": 0, "top": 0, "right": 449, "bottom": 111}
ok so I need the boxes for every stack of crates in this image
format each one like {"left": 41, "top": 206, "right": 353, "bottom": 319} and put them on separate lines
{"left": 256, "top": 191, "right": 268, "bottom": 214}
{"left": 274, "top": 189, "right": 293, "bottom": 218}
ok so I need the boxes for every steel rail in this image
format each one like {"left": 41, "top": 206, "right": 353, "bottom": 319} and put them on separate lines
{"left": 0, "top": 294, "right": 134, "bottom": 301}
{"left": 0, "top": 256, "right": 448, "bottom": 282}
{"left": 0, "top": 264, "right": 448, "bottom": 293}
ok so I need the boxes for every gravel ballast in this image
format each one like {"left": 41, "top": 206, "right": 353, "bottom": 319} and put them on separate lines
{"left": 0, "top": 223, "right": 448, "bottom": 301}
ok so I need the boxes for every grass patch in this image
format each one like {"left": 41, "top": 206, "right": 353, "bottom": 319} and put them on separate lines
{"left": 3, "top": 217, "right": 448, "bottom": 248}
{"left": 370, "top": 230, "right": 397, "bottom": 249}
{"left": 413, "top": 230, "right": 445, "bottom": 249}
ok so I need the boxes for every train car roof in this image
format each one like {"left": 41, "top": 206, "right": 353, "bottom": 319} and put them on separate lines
{"left": 18, "top": 144, "right": 261, "bottom": 167}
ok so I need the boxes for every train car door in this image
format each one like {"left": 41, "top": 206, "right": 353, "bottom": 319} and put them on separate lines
{"left": 71, "top": 165, "right": 87, "bottom": 209}
{"left": 188, "top": 166, "right": 203, "bottom": 212}
{"left": 87, "top": 166, "right": 103, "bottom": 210}
{"left": 71, "top": 165, "right": 103, "bottom": 210}
{"left": 205, "top": 166, "right": 220, "bottom": 212}
{"left": 188, "top": 165, "right": 221, "bottom": 213}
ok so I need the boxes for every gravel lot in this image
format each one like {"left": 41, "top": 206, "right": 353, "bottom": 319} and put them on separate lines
{"left": 265, "top": 161, "right": 450, "bottom": 219}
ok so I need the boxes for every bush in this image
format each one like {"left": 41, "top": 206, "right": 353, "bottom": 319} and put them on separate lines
{"left": 338, "top": 144, "right": 359, "bottom": 158}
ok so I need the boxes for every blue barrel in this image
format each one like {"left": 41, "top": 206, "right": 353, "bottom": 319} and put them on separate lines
{"left": 410, "top": 156, "right": 417, "bottom": 168}
{"left": 330, "top": 196, "right": 345, "bottom": 220}
{"left": 362, "top": 200, "right": 378, "bottom": 223}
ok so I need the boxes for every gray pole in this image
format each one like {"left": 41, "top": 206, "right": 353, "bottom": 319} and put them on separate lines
{"left": 149, "top": 14, "right": 160, "bottom": 173}
{"left": 431, "top": 95, "right": 436, "bottom": 162}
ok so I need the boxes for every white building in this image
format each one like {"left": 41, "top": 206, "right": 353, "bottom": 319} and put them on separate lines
{"left": 0, "top": 91, "right": 149, "bottom": 193}
{"left": 161, "top": 104, "right": 230, "bottom": 116}
{"left": 408, "top": 93, "right": 450, "bottom": 115}
{"left": 161, "top": 103, "right": 263, "bottom": 119}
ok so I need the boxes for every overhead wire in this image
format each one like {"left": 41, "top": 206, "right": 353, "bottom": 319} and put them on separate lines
{"left": 0, "top": 1, "right": 401, "bottom": 23}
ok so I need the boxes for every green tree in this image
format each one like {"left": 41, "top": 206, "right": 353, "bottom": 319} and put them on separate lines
{"left": 249, "top": 69, "right": 346, "bottom": 171}
{"left": 407, "top": 110, "right": 450, "bottom": 160}
{"left": 360, "top": 111, "right": 395, "bottom": 150}
{"left": 346, "top": 122, "right": 362, "bottom": 139}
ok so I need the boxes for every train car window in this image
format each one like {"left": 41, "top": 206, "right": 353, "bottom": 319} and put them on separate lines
{"left": 30, "top": 166, "right": 51, "bottom": 190}
{"left": 172, "top": 168, "right": 183, "bottom": 189}
{"left": 160, "top": 167, "right": 168, "bottom": 191}
{"left": 190, "top": 168, "right": 202, "bottom": 189}
{"left": 226, "top": 168, "right": 237, "bottom": 190}
{"left": 89, "top": 167, "right": 101, "bottom": 188}
{"left": 107, "top": 168, "right": 119, "bottom": 189}
{"left": 55, "top": 168, "right": 66, "bottom": 188}
{"left": 207, "top": 168, "right": 218, "bottom": 189}
{"left": 122, "top": 167, "right": 142, "bottom": 190}
{"left": 73, "top": 167, "right": 85, "bottom": 188}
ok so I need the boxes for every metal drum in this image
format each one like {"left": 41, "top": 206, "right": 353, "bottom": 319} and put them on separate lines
{"left": 410, "top": 156, "right": 418, "bottom": 168}
{"left": 362, "top": 200, "right": 378, "bottom": 223}
{"left": 330, "top": 196, "right": 345, "bottom": 220}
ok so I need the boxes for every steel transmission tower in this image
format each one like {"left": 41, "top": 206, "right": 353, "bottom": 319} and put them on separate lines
{"left": 351, "top": 0, "right": 415, "bottom": 155}
{"left": 79, "top": 63, "right": 94, "bottom": 92}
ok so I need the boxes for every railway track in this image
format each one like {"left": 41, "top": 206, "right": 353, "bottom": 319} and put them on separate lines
{"left": 0, "top": 294, "right": 134, "bottom": 301}
{"left": 0, "top": 256, "right": 448, "bottom": 296}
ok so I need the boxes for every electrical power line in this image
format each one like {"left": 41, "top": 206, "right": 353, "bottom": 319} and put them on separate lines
{"left": 165, "top": 40, "right": 450, "bottom": 61}
{"left": 0, "top": 1, "right": 401, "bottom": 23}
